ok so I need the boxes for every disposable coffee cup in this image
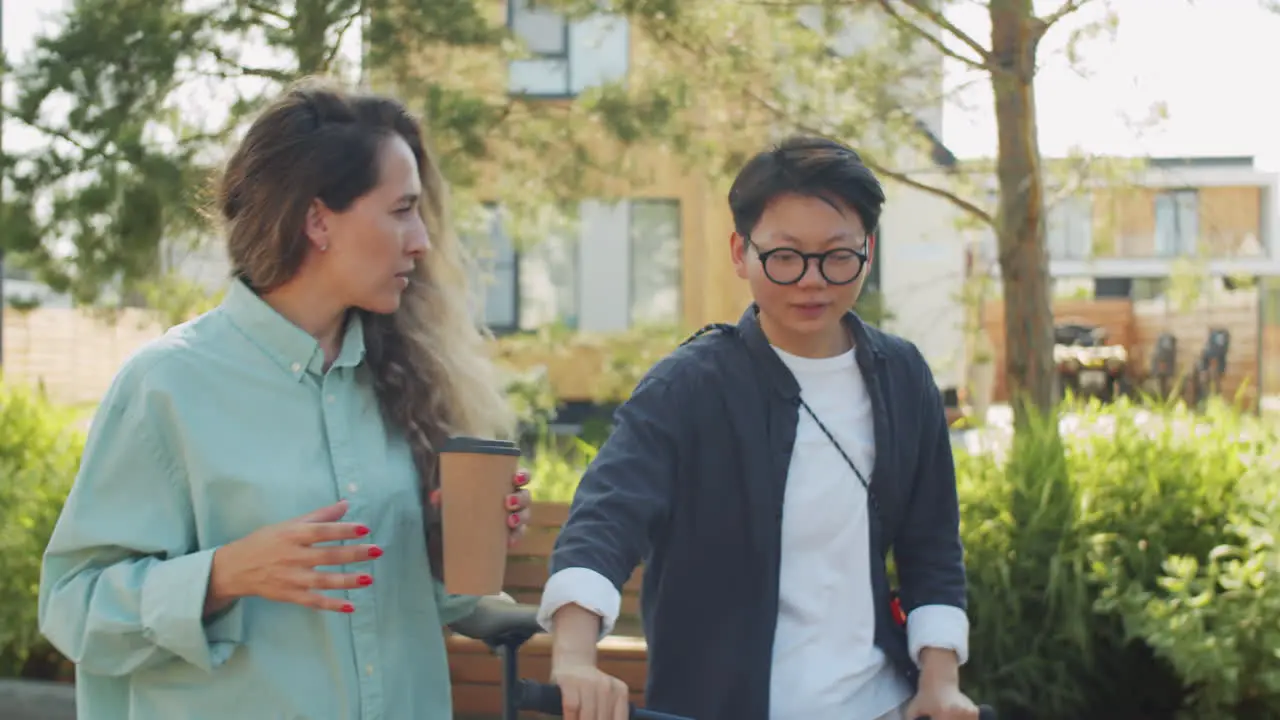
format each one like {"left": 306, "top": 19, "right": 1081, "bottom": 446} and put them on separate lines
{"left": 438, "top": 436, "right": 522, "bottom": 596}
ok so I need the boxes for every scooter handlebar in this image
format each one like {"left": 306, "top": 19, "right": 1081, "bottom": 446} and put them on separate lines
{"left": 515, "top": 679, "right": 997, "bottom": 720}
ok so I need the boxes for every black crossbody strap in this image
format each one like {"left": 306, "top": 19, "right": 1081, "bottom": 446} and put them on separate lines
{"left": 796, "top": 397, "right": 881, "bottom": 520}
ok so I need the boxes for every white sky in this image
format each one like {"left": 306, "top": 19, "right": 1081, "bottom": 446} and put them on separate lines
{"left": 5, "top": 0, "right": 1280, "bottom": 169}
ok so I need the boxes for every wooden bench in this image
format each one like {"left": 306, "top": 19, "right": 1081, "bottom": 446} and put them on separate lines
{"left": 447, "top": 503, "right": 650, "bottom": 717}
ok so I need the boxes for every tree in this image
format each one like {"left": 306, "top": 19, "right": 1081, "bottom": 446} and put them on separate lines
{"left": 555, "top": 0, "right": 1114, "bottom": 426}
{"left": 0, "top": 0, "right": 622, "bottom": 310}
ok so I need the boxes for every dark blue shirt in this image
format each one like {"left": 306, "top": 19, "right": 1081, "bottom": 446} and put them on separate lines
{"left": 550, "top": 306, "right": 967, "bottom": 720}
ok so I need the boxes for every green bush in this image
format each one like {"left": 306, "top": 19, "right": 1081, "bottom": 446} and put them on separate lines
{"left": 961, "top": 398, "right": 1280, "bottom": 719}
{"left": 499, "top": 363, "right": 559, "bottom": 444}
{"left": 526, "top": 435, "right": 598, "bottom": 505}
{"left": 0, "top": 377, "right": 83, "bottom": 678}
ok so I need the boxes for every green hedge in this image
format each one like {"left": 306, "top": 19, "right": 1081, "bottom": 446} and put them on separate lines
{"left": 0, "top": 377, "right": 82, "bottom": 679}
{"left": 4, "top": 377, "right": 1279, "bottom": 719}
{"left": 960, "top": 400, "right": 1279, "bottom": 719}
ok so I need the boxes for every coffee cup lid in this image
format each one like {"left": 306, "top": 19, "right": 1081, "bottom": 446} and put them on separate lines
{"left": 440, "top": 436, "right": 521, "bottom": 456}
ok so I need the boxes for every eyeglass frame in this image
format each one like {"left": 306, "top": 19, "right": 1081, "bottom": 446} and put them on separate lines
{"left": 743, "top": 234, "right": 871, "bottom": 286}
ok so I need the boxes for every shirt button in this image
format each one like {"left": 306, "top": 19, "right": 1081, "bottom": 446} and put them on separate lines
{"left": 326, "top": 394, "right": 336, "bottom": 403}
{"left": 365, "top": 664, "right": 374, "bottom": 676}
{"left": 290, "top": 362, "right": 302, "bottom": 372}
{"left": 347, "top": 483, "right": 359, "bottom": 494}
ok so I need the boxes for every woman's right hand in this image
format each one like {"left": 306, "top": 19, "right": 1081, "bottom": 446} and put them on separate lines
{"left": 206, "top": 499, "right": 381, "bottom": 614}
{"left": 552, "top": 662, "right": 630, "bottom": 720}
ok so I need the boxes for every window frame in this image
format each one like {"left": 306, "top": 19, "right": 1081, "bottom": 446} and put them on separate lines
{"left": 507, "top": 0, "right": 574, "bottom": 99}
{"left": 626, "top": 198, "right": 684, "bottom": 327}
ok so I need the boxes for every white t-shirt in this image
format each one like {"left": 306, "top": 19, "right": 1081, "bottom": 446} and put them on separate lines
{"left": 768, "top": 345, "right": 909, "bottom": 719}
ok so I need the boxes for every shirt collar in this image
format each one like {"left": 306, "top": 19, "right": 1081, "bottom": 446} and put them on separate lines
{"left": 735, "top": 303, "right": 883, "bottom": 399}
{"left": 222, "top": 278, "right": 367, "bottom": 381}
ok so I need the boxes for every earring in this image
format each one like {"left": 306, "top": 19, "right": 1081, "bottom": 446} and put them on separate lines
{"left": 319, "top": 244, "right": 328, "bottom": 252}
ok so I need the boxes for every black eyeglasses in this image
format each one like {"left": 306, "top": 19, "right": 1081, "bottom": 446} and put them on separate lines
{"left": 746, "top": 236, "right": 869, "bottom": 286}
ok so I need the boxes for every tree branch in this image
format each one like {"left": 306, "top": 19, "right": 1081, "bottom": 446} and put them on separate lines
{"left": 243, "top": 0, "right": 292, "bottom": 26}
{"left": 1039, "top": 0, "right": 1092, "bottom": 28}
{"left": 1033, "top": 0, "right": 1094, "bottom": 39}
{"left": 2, "top": 107, "right": 93, "bottom": 152}
{"left": 322, "top": 7, "right": 365, "bottom": 73}
{"left": 204, "top": 45, "right": 294, "bottom": 82}
{"left": 633, "top": 18, "right": 995, "bottom": 227}
{"left": 894, "top": 0, "right": 995, "bottom": 66}
{"left": 873, "top": 0, "right": 992, "bottom": 72}
{"left": 739, "top": 86, "right": 995, "bottom": 227}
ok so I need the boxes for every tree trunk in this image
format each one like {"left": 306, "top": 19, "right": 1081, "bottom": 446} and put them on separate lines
{"left": 989, "top": 0, "right": 1056, "bottom": 428}
{"left": 293, "top": 0, "right": 343, "bottom": 76}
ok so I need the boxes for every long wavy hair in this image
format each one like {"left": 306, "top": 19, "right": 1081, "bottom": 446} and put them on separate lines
{"left": 216, "top": 78, "right": 514, "bottom": 578}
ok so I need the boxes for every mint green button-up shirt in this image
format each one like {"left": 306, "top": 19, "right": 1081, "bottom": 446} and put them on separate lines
{"left": 38, "top": 279, "right": 478, "bottom": 720}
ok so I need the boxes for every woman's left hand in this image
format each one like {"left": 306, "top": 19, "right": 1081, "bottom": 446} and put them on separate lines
{"left": 429, "top": 469, "right": 533, "bottom": 546}
{"left": 505, "top": 469, "right": 533, "bottom": 546}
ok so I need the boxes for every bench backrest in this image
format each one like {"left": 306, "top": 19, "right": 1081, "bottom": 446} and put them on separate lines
{"left": 506, "top": 502, "right": 645, "bottom": 636}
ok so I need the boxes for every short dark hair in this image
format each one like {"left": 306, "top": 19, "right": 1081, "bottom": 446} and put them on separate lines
{"left": 727, "top": 134, "right": 886, "bottom": 240}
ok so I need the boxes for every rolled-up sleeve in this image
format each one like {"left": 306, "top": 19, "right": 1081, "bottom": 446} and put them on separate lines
{"left": 38, "top": 377, "right": 244, "bottom": 676}
{"left": 894, "top": 348, "right": 969, "bottom": 663}
{"left": 538, "top": 374, "right": 685, "bottom": 632}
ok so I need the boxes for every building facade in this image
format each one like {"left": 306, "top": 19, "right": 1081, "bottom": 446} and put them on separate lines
{"left": 462, "top": 1, "right": 968, "bottom": 386}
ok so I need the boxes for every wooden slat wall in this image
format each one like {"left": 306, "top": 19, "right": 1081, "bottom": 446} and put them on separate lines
{"left": 1132, "top": 293, "right": 1261, "bottom": 406}
{"left": 499, "top": 503, "right": 645, "bottom": 633}
{"left": 982, "top": 299, "right": 1137, "bottom": 402}
{"left": 447, "top": 502, "right": 650, "bottom": 718}
{"left": 1, "top": 309, "right": 166, "bottom": 406}
{"left": 981, "top": 295, "right": 1267, "bottom": 406}
{"left": 1265, "top": 324, "right": 1280, "bottom": 396}
{"left": 1200, "top": 186, "right": 1265, "bottom": 257}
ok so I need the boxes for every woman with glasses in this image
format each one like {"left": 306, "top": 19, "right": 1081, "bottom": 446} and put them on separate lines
{"left": 539, "top": 136, "right": 977, "bottom": 720}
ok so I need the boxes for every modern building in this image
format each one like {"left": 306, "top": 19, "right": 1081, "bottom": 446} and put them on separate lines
{"left": 955, "top": 155, "right": 1280, "bottom": 407}
{"left": 443, "top": 0, "right": 969, "bottom": 390}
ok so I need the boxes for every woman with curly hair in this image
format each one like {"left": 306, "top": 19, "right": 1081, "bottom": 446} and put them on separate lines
{"left": 37, "top": 79, "right": 529, "bottom": 720}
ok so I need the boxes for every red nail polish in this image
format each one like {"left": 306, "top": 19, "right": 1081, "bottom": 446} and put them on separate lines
{"left": 368, "top": 546, "right": 383, "bottom": 558}
{"left": 429, "top": 489, "right": 442, "bottom": 506}
{"left": 355, "top": 525, "right": 370, "bottom": 537}
{"left": 507, "top": 513, "right": 520, "bottom": 529}
{"left": 514, "top": 470, "right": 530, "bottom": 487}
{"left": 341, "top": 603, "right": 355, "bottom": 613}
{"left": 506, "top": 495, "right": 520, "bottom": 510}
{"left": 358, "top": 575, "right": 374, "bottom": 586}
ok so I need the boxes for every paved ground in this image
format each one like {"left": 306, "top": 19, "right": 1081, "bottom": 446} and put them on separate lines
{"left": 0, "top": 679, "right": 75, "bottom": 720}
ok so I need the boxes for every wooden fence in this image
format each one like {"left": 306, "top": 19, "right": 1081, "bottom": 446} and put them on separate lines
{"left": 982, "top": 298, "right": 1137, "bottom": 403}
{"left": 1132, "top": 292, "right": 1262, "bottom": 406}
{"left": 448, "top": 502, "right": 649, "bottom": 717}
{"left": 1, "top": 309, "right": 167, "bottom": 406}
{"left": 982, "top": 293, "right": 1275, "bottom": 407}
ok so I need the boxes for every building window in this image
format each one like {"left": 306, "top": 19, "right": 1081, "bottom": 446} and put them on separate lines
{"left": 510, "top": 0, "right": 569, "bottom": 56}
{"left": 519, "top": 227, "right": 580, "bottom": 330}
{"left": 464, "top": 204, "right": 580, "bottom": 333}
{"left": 1093, "top": 277, "right": 1132, "bottom": 299}
{"left": 466, "top": 205, "right": 519, "bottom": 332}
{"left": 1154, "top": 189, "right": 1199, "bottom": 257}
{"left": 507, "top": 2, "right": 630, "bottom": 97}
{"left": 1046, "top": 195, "right": 1093, "bottom": 260}
{"left": 508, "top": 0, "right": 571, "bottom": 96}
{"left": 628, "top": 199, "right": 682, "bottom": 325}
